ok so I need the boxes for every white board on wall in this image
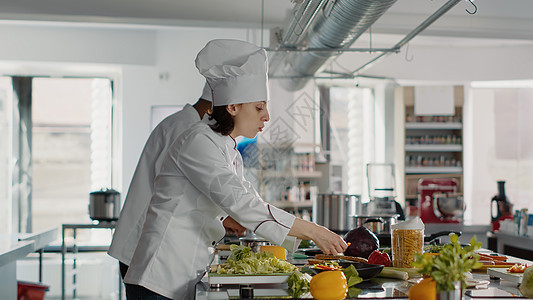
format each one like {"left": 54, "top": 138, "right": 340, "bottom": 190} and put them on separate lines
{"left": 414, "top": 86, "right": 454, "bottom": 116}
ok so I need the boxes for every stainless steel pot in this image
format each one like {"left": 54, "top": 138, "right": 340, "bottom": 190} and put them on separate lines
{"left": 315, "top": 194, "right": 361, "bottom": 232}
{"left": 89, "top": 188, "right": 120, "bottom": 221}
{"left": 351, "top": 214, "right": 398, "bottom": 235}
{"left": 239, "top": 237, "right": 270, "bottom": 253}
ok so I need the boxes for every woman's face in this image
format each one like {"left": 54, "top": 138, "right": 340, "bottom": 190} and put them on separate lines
{"left": 228, "top": 101, "right": 270, "bottom": 139}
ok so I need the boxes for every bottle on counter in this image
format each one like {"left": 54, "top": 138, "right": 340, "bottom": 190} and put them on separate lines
{"left": 490, "top": 181, "right": 514, "bottom": 232}
{"left": 519, "top": 209, "right": 528, "bottom": 237}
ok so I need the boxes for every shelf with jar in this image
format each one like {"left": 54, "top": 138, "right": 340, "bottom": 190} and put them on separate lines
{"left": 398, "top": 86, "right": 465, "bottom": 219}
{"left": 257, "top": 144, "right": 322, "bottom": 221}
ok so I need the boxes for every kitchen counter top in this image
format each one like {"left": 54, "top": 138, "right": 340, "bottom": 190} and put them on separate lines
{"left": 0, "top": 237, "right": 35, "bottom": 268}
{"left": 424, "top": 224, "right": 492, "bottom": 234}
{"left": 196, "top": 250, "right": 531, "bottom": 299}
{"left": 0, "top": 227, "right": 58, "bottom": 268}
{"left": 0, "top": 227, "right": 58, "bottom": 299}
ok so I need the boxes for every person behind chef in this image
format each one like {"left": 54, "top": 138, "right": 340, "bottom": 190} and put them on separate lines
{"left": 123, "top": 39, "right": 348, "bottom": 300}
{"left": 108, "top": 83, "right": 246, "bottom": 280}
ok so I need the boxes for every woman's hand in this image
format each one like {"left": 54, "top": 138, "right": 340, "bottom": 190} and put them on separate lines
{"left": 222, "top": 216, "right": 247, "bottom": 237}
{"left": 288, "top": 218, "right": 348, "bottom": 255}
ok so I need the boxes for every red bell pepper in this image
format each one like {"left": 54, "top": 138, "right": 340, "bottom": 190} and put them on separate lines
{"left": 367, "top": 250, "right": 391, "bottom": 267}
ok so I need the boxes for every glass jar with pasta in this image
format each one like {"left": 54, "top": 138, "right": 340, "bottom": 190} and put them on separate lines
{"left": 391, "top": 217, "right": 424, "bottom": 268}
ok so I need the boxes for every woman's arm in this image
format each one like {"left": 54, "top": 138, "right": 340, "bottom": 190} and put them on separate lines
{"left": 288, "top": 218, "right": 348, "bottom": 255}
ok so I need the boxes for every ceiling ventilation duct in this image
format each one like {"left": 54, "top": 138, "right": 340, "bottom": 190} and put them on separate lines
{"left": 272, "top": 0, "right": 398, "bottom": 91}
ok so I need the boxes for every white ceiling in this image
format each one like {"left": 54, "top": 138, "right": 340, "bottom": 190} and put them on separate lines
{"left": 1, "top": 0, "right": 533, "bottom": 44}
{"left": 2, "top": 0, "right": 533, "bottom": 81}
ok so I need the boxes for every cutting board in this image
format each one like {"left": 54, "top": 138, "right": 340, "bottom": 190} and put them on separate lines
{"left": 487, "top": 268, "right": 523, "bottom": 284}
{"left": 208, "top": 272, "right": 290, "bottom": 285}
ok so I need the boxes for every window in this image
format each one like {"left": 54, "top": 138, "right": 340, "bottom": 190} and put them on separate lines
{"left": 0, "top": 76, "right": 116, "bottom": 243}
{"left": 327, "top": 86, "right": 376, "bottom": 199}
{"left": 466, "top": 87, "right": 533, "bottom": 224}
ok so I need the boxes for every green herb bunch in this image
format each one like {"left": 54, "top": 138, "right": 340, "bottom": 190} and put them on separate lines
{"left": 412, "top": 234, "right": 482, "bottom": 292}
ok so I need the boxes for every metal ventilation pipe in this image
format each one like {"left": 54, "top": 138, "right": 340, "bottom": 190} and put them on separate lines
{"left": 274, "top": 0, "right": 398, "bottom": 91}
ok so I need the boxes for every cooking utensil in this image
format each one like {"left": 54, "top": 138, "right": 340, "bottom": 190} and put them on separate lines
{"left": 88, "top": 188, "right": 120, "bottom": 221}
{"left": 239, "top": 237, "right": 270, "bottom": 253}
{"left": 352, "top": 214, "right": 398, "bottom": 235}
{"left": 315, "top": 194, "right": 361, "bottom": 232}
{"left": 337, "top": 261, "right": 384, "bottom": 280}
{"left": 303, "top": 261, "right": 384, "bottom": 281}
{"left": 434, "top": 193, "right": 465, "bottom": 218}
{"left": 423, "top": 230, "right": 462, "bottom": 243}
{"left": 487, "top": 268, "right": 523, "bottom": 284}
{"left": 208, "top": 273, "right": 290, "bottom": 285}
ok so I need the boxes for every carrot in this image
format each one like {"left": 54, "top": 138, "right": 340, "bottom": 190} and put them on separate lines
{"left": 477, "top": 253, "right": 508, "bottom": 261}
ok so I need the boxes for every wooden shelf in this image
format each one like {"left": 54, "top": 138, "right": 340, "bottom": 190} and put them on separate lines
{"left": 405, "top": 166, "right": 462, "bottom": 174}
{"left": 405, "top": 144, "right": 462, "bottom": 152}
{"left": 405, "top": 122, "right": 462, "bottom": 130}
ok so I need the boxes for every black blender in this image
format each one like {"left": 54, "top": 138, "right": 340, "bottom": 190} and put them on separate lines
{"left": 491, "top": 181, "right": 514, "bottom": 232}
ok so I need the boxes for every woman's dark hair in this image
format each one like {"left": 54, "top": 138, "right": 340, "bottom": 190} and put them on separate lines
{"left": 208, "top": 105, "right": 234, "bottom": 136}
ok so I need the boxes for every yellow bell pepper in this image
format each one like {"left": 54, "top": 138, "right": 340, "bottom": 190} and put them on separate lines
{"left": 310, "top": 270, "right": 348, "bottom": 300}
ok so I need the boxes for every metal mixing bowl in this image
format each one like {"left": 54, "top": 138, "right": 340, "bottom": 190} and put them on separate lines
{"left": 434, "top": 194, "right": 465, "bottom": 218}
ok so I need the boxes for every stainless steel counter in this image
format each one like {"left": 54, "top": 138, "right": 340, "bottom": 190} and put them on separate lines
{"left": 492, "top": 232, "right": 533, "bottom": 254}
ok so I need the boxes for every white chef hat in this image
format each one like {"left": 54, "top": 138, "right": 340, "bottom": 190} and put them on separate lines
{"left": 200, "top": 81, "right": 213, "bottom": 102}
{"left": 195, "top": 39, "right": 269, "bottom": 107}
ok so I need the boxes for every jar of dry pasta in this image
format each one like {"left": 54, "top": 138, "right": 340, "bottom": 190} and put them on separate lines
{"left": 391, "top": 217, "right": 424, "bottom": 268}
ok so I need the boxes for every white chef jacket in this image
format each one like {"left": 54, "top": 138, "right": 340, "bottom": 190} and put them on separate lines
{"left": 124, "top": 118, "right": 297, "bottom": 299}
{"left": 108, "top": 104, "right": 201, "bottom": 266}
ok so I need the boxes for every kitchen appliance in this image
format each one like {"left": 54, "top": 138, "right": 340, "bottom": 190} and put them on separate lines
{"left": 365, "top": 163, "right": 398, "bottom": 216}
{"left": 490, "top": 180, "right": 514, "bottom": 232}
{"left": 418, "top": 178, "right": 463, "bottom": 223}
{"left": 88, "top": 188, "right": 120, "bottom": 221}
{"left": 314, "top": 194, "right": 360, "bottom": 233}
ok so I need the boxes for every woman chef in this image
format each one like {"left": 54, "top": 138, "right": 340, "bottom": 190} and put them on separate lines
{"left": 123, "top": 39, "right": 348, "bottom": 300}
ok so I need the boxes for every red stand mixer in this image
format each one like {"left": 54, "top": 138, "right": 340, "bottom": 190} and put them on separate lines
{"left": 418, "top": 178, "right": 464, "bottom": 223}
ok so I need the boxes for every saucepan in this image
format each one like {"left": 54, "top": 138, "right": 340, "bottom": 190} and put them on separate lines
{"left": 351, "top": 214, "right": 399, "bottom": 235}
{"left": 239, "top": 237, "right": 270, "bottom": 253}
{"left": 88, "top": 188, "right": 120, "bottom": 221}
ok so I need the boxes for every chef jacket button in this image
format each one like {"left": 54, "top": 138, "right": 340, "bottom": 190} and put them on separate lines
{"left": 212, "top": 241, "right": 216, "bottom": 245}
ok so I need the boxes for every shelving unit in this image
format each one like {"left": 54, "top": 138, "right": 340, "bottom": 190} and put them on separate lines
{"left": 400, "top": 86, "right": 464, "bottom": 215}
{"left": 257, "top": 144, "right": 322, "bottom": 221}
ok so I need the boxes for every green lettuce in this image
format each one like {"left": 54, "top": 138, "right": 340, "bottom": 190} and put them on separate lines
{"left": 216, "top": 244, "right": 298, "bottom": 275}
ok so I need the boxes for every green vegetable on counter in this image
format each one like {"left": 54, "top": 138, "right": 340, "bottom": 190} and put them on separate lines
{"left": 287, "top": 270, "right": 312, "bottom": 298}
{"left": 378, "top": 268, "right": 408, "bottom": 280}
{"left": 412, "top": 234, "right": 482, "bottom": 293}
{"left": 216, "top": 244, "right": 298, "bottom": 275}
{"left": 423, "top": 243, "right": 445, "bottom": 253}
{"left": 342, "top": 264, "right": 363, "bottom": 287}
{"left": 378, "top": 267, "right": 422, "bottom": 280}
